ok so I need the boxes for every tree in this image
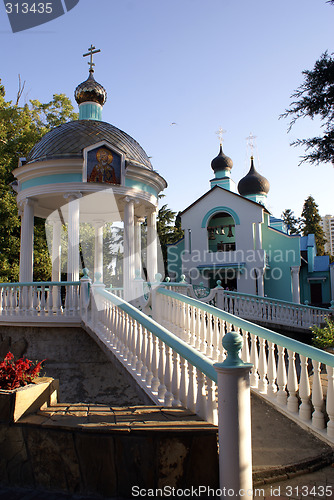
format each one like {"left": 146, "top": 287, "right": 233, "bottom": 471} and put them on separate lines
{"left": 0, "top": 78, "right": 78, "bottom": 282}
{"left": 281, "top": 209, "right": 301, "bottom": 235}
{"left": 156, "top": 202, "right": 184, "bottom": 277}
{"left": 300, "top": 196, "right": 326, "bottom": 255}
{"left": 281, "top": 52, "right": 334, "bottom": 165}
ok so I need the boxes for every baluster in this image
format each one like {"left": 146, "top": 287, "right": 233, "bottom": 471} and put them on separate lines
{"left": 218, "top": 319, "right": 226, "bottom": 362}
{"left": 258, "top": 337, "right": 268, "bottom": 393}
{"left": 184, "top": 303, "right": 191, "bottom": 343}
{"left": 55, "top": 285, "right": 62, "bottom": 316}
{"left": 205, "top": 377, "right": 218, "bottom": 425}
{"left": 240, "top": 329, "right": 250, "bottom": 363}
{"left": 164, "top": 345, "right": 173, "bottom": 406}
{"left": 299, "top": 355, "right": 312, "bottom": 421}
{"left": 187, "top": 363, "right": 196, "bottom": 412}
{"left": 195, "top": 369, "right": 206, "bottom": 420}
{"left": 206, "top": 313, "right": 213, "bottom": 358}
{"left": 276, "top": 346, "right": 287, "bottom": 405}
{"left": 326, "top": 365, "right": 334, "bottom": 437}
{"left": 199, "top": 310, "right": 206, "bottom": 355}
{"left": 267, "top": 341, "right": 277, "bottom": 396}
{"left": 311, "top": 361, "right": 325, "bottom": 429}
{"left": 145, "top": 330, "right": 153, "bottom": 387}
{"left": 249, "top": 333, "right": 259, "bottom": 388}
{"left": 189, "top": 304, "right": 195, "bottom": 346}
{"left": 157, "top": 339, "right": 167, "bottom": 401}
{"left": 287, "top": 350, "right": 299, "bottom": 413}
{"left": 171, "top": 351, "right": 181, "bottom": 406}
{"left": 31, "top": 285, "right": 38, "bottom": 317}
{"left": 131, "top": 318, "right": 138, "bottom": 370}
{"left": 150, "top": 335, "right": 160, "bottom": 392}
{"left": 122, "top": 313, "right": 130, "bottom": 360}
{"left": 194, "top": 307, "right": 201, "bottom": 350}
{"left": 135, "top": 323, "right": 143, "bottom": 374}
{"left": 178, "top": 356, "right": 187, "bottom": 407}
{"left": 212, "top": 316, "right": 219, "bottom": 361}
{"left": 140, "top": 325, "right": 148, "bottom": 380}
{"left": 47, "top": 285, "right": 53, "bottom": 316}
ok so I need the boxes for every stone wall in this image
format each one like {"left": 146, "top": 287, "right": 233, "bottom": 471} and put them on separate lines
{"left": 0, "top": 418, "right": 219, "bottom": 498}
{"left": 0, "top": 325, "right": 148, "bottom": 406}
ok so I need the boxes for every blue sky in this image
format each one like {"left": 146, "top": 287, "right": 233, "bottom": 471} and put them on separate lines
{"left": 1, "top": 0, "right": 334, "bottom": 220}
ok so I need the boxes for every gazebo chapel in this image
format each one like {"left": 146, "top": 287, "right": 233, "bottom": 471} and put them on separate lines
{"left": 13, "top": 46, "right": 167, "bottom": 299}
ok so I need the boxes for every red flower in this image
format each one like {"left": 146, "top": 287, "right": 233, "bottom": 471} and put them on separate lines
{"left": 0, "top": 352, "right": 46, "bottom": 390}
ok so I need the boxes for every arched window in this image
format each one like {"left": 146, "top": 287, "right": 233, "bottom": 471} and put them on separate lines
{"left": 207, "top": 212, "right": 236, "bottom": 252}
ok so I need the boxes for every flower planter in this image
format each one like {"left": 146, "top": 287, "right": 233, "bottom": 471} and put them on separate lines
{"left": 0, "top": 377, "right": 59, "bottom": 423}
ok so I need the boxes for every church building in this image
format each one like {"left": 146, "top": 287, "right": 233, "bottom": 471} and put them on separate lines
{"left": 167, "top": 144, "right": 333, "bottom": 306}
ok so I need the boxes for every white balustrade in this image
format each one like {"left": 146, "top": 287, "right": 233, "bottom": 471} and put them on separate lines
{"left": 154, "top": 287, "right": 334, "bottom": 443}
{"left": 0, "top": 281, "right": 81, "bottom": 321}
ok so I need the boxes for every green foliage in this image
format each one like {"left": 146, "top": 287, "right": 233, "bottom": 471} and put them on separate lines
{"left": 281, "top": 52, "right": 334, "bottom": 165}
{"left": 300, "top": 196, "right": 327, "bottom": 255}
{"left": 0, "top": 79, "right": 77, "bottom": 283}
{"left": 312, "top": 316, "right": 334, "bottom": 349}
{"left": 281, "top": 209, "right": 301, "bottom": 235}
{"left": 157, "top": 204, "right": 184, "bottom": 276}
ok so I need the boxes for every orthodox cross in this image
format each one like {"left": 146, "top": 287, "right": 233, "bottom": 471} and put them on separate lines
{"left": 246, "top": 132, "right": 257, "bottom": 156}
{"left": 215, "top": 127, "right": 226, "bottom": 146}
{"left": 83, "top": 45, "right": 101, "bottom": 73}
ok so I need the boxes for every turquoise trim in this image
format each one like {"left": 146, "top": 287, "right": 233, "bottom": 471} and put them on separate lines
{"left": 157, "top": 288, "right": 334, "bottom": 367}
{"left": 79, "top": 102, "right": 102, "bottom": 121}
{"left": 96, "top": 287, "right": 217, "bottom": 382}
{"left": 125, "top": 178, "right": 158, "bottom": 197}
{"left": 21, "top": 174, "right": 82, "bottom": 190}
{"left": 0, "top": 281, "right": 81, "bottom": 287}
{"left": 201, "top": 206, "right": 240, "bottom": 228}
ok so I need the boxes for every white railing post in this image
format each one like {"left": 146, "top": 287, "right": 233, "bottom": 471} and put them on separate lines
{"left": 214, "top": 331, "right": 253, "bottom": 499}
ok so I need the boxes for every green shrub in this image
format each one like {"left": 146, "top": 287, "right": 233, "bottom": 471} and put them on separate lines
{"left": 312, "top": 317, "right": 334, "bottom": 350}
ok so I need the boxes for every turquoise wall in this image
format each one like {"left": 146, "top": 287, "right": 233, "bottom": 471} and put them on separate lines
{"left": 262, "top": 215, "right": 301, "bottom": 301}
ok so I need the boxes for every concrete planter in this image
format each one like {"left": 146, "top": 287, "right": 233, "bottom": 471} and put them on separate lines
{"left": 0, "top": 377, "right": 59, "bottom": 423}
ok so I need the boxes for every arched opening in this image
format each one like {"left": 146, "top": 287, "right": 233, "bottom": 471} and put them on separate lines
{"left": 207, "top": 212, "right": 236, "bottom": 253}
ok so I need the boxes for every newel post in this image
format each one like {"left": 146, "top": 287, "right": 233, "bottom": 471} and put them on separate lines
{"left": 214, "top": 332, "right": 253, "bottom": 499}
{"left": 80, "top": 268, "right": 91, "bottom": 322}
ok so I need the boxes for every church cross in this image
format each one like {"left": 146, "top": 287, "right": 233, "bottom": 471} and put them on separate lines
{"left": 215, "top": 127, "right": 226, "bottom": 146}
{"left": 246, "top": 132, "right": 257, "bottom": 155}
{"left": 83, "top": 45, "right": 101, "bottom": 73}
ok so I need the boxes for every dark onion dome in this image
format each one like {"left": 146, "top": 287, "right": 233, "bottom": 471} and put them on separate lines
{"left": 211, "top": 144, "right": 233, "bottom": 173}
{"left": 238, "top": 156, "right": 270, "bottom": 196}
{"left": 26, "top": 120, "right": 152, "bottom": 169}
{"left": 74, "top": 72, "right": 107, "bottom": 106}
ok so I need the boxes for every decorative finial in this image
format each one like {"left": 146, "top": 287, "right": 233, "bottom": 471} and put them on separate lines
{"left": 216, "top": 127, "right": 226, "bottom": 146}
{"left": 83, "top": 44, "right": 101, "bottom": 74}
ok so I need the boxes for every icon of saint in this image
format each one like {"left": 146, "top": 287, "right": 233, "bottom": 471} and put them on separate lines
{"left": 88, "top": 148, "right": 118, "bottom": 184}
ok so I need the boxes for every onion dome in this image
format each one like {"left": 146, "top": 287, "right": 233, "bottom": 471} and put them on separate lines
{"left": 74, "top": 72, "right": 107, "bottom": 106}
{"left": 211, "top": 144, "right": 233, "bottom": 174}
{"left": 238, "top": 156, "right": 270, "bottom": 196}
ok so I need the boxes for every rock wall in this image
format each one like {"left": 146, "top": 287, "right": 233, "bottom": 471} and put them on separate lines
{"left": 0, "top": 325, "right": 147, "bottom": 406}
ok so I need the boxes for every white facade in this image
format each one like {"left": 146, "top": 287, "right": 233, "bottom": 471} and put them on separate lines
{"left": 180, "top": 186, "right": 267, "bottom": 295}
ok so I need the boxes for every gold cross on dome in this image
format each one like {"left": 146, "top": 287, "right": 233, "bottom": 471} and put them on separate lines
{"left": 83, "top": 45, "right": 101, "bottom": 73}
{"left": 215, "top": 127, "right": 226, "bottom": 146}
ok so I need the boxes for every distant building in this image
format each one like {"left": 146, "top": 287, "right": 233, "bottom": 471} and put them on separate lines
{"left": 320, "top": 215, "right": 334, "bottom": 256}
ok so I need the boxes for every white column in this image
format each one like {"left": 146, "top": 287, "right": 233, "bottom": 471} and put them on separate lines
{"left": 65, "top": 193, "right": 81, "bottom": 282}
{"left": 134, "top": 217, "right": 144, "bottom": 276}
{"left": 256, "top": 222, "right": 262, "bottom": 250}
{"left": 124, "top": 197, "right": 135, "bottom": 300}
{"left": 257, "top": 268, "right": 265, "bottom": 297}
{"left": 19, "top": 198, "right": 35, "bottom": 282}
{"left": 51, "top": 220, "right": 62, "bottom": 282}
{"left": 147, "top": 208, "right": 158, "bottom": 283}
{"left": 94, "top": 222, "right": 104, "bottom": 283}
{"left": 291, "top": 266, "right": 301, "bottom": 304}
{"left": 214, "top": 332, "right": 253, "bottom": 499}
